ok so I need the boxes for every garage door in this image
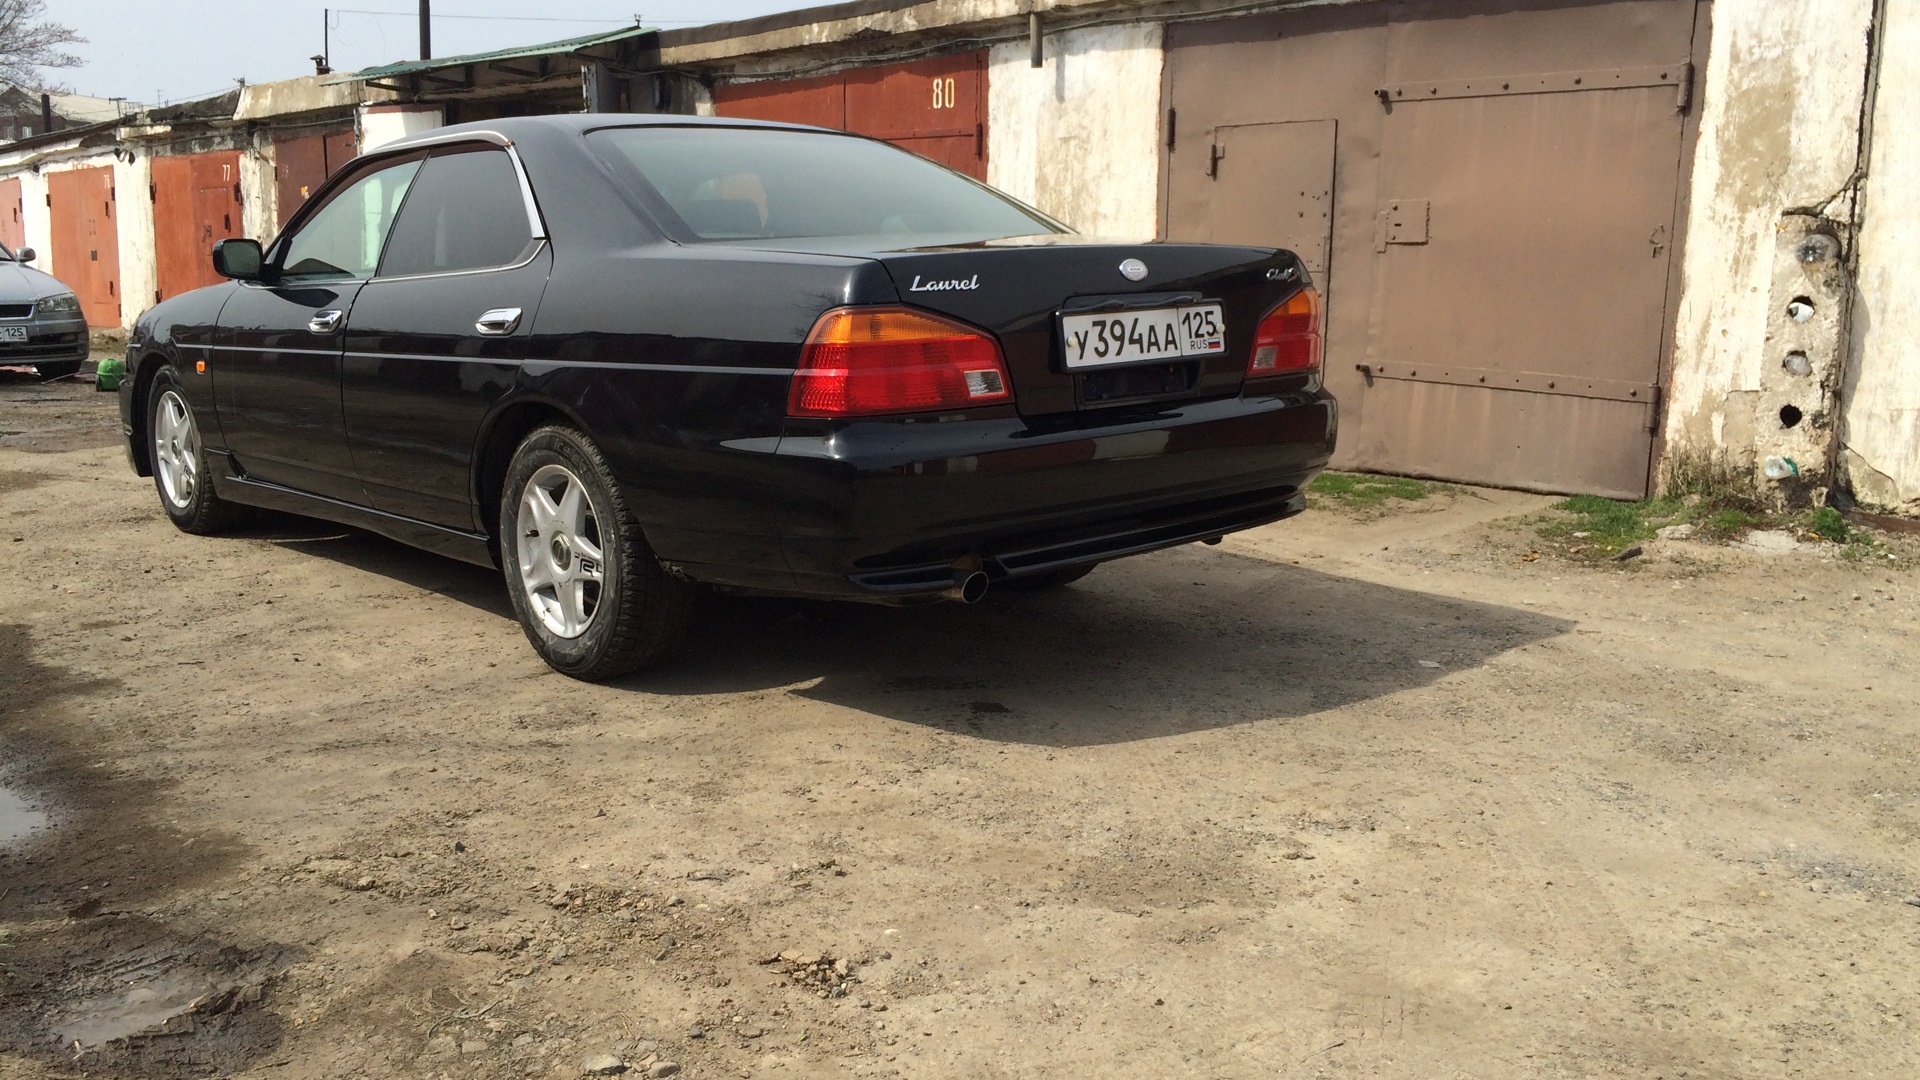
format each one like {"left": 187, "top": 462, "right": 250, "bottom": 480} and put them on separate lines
{"left": 0, "top": 178, "right": 22, "bottom": 253}
{"left": 274, "top": 128, "right": 358, "bottom": 230}
{"left": 47, "top": 166, "right": 121, "bottom": 328}
{"left": 1165, "top": 0, "right": 1705, "bottom": 498}
{"left": 152, "top": 150, "right": 244, "bottom": 302}
{"left": 714, "top": 51, "right": 988, "bottom": 180}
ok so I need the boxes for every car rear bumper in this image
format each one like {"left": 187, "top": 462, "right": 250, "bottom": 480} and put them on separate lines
{"left": 733, "top": 389, "right": 1335, "bottom": 601}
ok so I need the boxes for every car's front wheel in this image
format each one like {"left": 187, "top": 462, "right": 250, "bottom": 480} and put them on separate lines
{"left": 149, "top": 368, "right": 244, "bottom": 534}
{"left": 500, "top": 425, "right": 695, "bottom": 680}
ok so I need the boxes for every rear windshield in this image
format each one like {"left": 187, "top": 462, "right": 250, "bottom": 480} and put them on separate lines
{"left": 589, "top": 125, "right": 1065, "bottom": 243}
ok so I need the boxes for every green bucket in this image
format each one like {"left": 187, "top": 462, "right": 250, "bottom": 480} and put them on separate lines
{"left": 95, "top": 356, "right": 125, "bottom": 392}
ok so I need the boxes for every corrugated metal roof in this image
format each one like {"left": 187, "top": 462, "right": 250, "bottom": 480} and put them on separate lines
{"left": 340, "top": 24, "right": 656, "bottom": 82}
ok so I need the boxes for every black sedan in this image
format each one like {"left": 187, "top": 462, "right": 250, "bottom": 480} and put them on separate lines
{"left": 120, "top": 115, "right": 1335, "bottom": 680}
{"left": 0, "top": 242, "right": 89, "bottom": 380}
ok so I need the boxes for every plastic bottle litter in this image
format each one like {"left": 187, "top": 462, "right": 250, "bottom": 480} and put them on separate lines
{"left": 1763, "top": 456, "right": 1799, "bottom": 480}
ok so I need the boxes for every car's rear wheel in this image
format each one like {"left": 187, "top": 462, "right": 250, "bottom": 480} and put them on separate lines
{"left": 149, "top": 368, "right": 245, "bottom": 534}
{"left": 1000, "top": 564, "right": 1097, "bottom": 592}
{"left": 34, "top": 361, "right": 81, "bottom": 382}
{"left": 500, "top": 425, "right": 694, "bottom": 680}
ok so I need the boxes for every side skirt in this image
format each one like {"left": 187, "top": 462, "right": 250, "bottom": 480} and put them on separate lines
{"left": 208, "top": 451, "right": 499, "bottom": 570}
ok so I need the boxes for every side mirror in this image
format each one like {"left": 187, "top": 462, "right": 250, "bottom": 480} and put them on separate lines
{"left": 14, "top": 247, "right": 33, "bottom": 263}
{"left": 212, "top": 238, "right": 266, "bottom": 281}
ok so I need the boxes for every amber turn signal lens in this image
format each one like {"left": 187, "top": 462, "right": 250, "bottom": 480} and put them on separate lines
{"left": 1248, "top": 287, "right": 1322, "bottom": 376}
{"left": 789, "top": 307, "right": 1013, "bottom": 418}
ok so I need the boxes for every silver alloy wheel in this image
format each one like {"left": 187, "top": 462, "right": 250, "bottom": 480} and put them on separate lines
{"left": 516, "top": 463, "right": 606, "bottom": 639}
{"left": 153, "top": 389, "right": 200, "bottom": 510}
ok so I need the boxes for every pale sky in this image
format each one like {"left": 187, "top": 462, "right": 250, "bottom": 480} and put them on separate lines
{"left": 56, "top": 1, "right": 820, "bottom": 107}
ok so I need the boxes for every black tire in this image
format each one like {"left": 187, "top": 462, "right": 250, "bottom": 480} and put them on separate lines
{"left": 499, "top": 425, "right": 695, "bottom": 680}
{"left": 34, "top": 360, "right": 81, "bottom": 382}
{"left": 999, "top": 564, "right": 1097, "bottom": 592}
{"left": 148, "top": 368, "right": 246, "bottom": 534}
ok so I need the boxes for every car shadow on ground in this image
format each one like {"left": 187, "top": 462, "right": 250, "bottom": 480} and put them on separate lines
{"left": 267, "top": 519, "right": 1570, "bottom": 747}
{"left": 649, "top": 547, "right": 1570, "bottom": 746}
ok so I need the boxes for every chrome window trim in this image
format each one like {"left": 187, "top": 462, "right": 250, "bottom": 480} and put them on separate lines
{"left": 364, "top": 237, "right": 548, "bottom": 286}
{"left": 267, "top": 132, "right": 546, "bottom": 274}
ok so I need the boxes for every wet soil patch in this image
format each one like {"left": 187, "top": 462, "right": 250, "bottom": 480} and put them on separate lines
{"left": 0, "top": 623, "right": 290, "bottom": 1074}
{"left": 0, "top": 916, "right": 295, "bottom": 1076}
{"left": 0, "top": 365, "right": 120, "bottom": 453}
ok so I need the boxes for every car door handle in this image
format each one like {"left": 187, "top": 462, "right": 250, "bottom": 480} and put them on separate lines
{"left": 307, "top": 309, "right": 344, "bottom": 334}
{"left": 475, "top": 307, "right": 523, "bottom": 336}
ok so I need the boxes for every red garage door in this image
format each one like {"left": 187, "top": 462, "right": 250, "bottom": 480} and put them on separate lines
{"left": 152, "top": 151, "right": 244, "bottom": 302}
{"left": 714, "top": 51, "right": 988, "bottom": 180}
{"left": 47, "top": 167, "right": 121, "bottom": 328}
{"left": 274, "top": 128, "right": 357, "bottom": 230}
{"left": 0, "top": 178, "right": 22, "bottom": 252}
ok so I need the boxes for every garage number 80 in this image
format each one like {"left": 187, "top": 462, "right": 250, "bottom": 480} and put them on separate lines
{"left": 931, "top": 77, "right": 958, "bottom": 109}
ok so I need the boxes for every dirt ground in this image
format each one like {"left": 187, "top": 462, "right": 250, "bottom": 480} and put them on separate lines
{"left": 1, "top": 369, "right": 1916, "bottom": 1080}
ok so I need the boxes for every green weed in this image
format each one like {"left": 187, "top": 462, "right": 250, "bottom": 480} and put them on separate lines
{"left": 1309, "top": 471, "right": 1444, "bottom": 510}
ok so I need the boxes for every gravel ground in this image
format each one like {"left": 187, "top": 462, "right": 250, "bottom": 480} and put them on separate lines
{"left": 1, "top": 371, "right": 1916, "bottom": 1079}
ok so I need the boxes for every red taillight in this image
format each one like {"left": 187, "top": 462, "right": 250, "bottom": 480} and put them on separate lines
{"left": 1248, "top": 287, "right": 1322, "bottom": 377}
{"left": 789, "top": 306, "right": 1013, "bottom": 418}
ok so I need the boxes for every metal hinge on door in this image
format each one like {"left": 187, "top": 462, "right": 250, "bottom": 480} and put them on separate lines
{"left": 1374, "top": 199, "right": 1429, "bottom": 251}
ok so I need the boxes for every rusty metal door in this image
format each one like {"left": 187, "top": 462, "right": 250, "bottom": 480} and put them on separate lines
{"left": 46, "top": 167, "right": 120, "bottom": 328}
{"left": 152, "top": 150, "right": 242, "bottom": 302}
{"left": 0, "top": 178, "right": 22, "bottom": 252}
{"left": 714, "top": 71, "right": 845, "bottom": 128}
{"left": 1163, "top": 0, "right": 1703, "bottom": 498}
{"left": 1184, "top": 120, "right": 1336, "bottom": 276}
{"left": 714, "top": 51, "right": 989, "bottom": 180}
{"left": 1354, "top": 1, "right": 1698, "bottom": 498}
{"left": 274, "top": 128, "right": 357, "bottom": 230}
{"left": 845, "top": 52, "right": 988, "bottom": 179}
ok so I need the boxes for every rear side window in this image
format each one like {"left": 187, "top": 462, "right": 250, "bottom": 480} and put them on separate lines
{"left": 379, "top": 147, "right": 536, "bottom": 277}
{"left": 589, "top": 126, "right": 1064, "bottom": 243}
{"left": 280, "top": 158, "right": 422, "bottom": 280}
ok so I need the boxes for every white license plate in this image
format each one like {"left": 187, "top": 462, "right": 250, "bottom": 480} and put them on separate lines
{"left": 0, "top": 326, "right": 26, "bottom": 342}
{"left": 1060, "top": 304, "right": 1225, "bottom": 369}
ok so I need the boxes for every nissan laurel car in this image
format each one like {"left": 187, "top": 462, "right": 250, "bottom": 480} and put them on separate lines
{"left": 0, "top": 242, "right": 88, "bottom": 380}
{"left": 120, "top": 115, "right": 1336, "bottom": 680}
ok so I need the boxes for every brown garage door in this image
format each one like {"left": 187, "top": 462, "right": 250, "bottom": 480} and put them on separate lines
{"left": 0, "top": 178, "right": 22, "bottom": 253}
{"left": 47, "top": 166, "right": 121, "bottom": 328}
{"left": 274, "top": 128, "right": 358, "bottom": 230}
{"left": 152, "top": 150, "right": 243, "bottom": 302}
{"left": 714, "top": 51, "right": 988, "bottom": 180}
{"left": 1165, "top": 0, "right": 1705, "bottom": 498}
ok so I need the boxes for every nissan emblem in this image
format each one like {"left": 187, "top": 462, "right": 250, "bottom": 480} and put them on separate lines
{"left": 1119, "top": 258, "right": 1148, "bottom": 282}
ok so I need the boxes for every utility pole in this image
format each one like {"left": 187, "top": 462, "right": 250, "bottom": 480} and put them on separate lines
{"left": 419, "top": 0, "right": 431, "bottom": 61}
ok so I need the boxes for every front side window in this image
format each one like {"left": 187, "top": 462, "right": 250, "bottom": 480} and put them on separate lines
{"left": 589, "top": 126, "right": 1065, "bottom": 243}
{"left": 379, "top": 147, "right": 536, "bottom": 277}
{"left": 279, "top": 158, "right": 423, "bottom": 280}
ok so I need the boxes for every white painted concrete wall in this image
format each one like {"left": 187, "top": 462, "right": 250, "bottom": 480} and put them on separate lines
{"left": 1844, "top": 2, "right": 1920, "bottom": 515}
{"left": 357, "top": 106, "right": 444, "bottom": 153}
{"left": 1663, "top": 0, "right": 1874, "bottom": 480}
{"left": 987, "top": 23, "right": 1163, "bottom": 239}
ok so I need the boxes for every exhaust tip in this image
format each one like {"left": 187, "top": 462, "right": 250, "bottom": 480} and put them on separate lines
{"left": 953, "top": 570, "right": 990, "bottom": 605}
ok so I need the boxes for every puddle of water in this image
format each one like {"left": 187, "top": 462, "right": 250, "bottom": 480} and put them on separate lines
{"left": 0, "top": 782, "right": 47, "bottom": 846}
{"left": 55, "top": 970, "right": 222, "bottom": 1047}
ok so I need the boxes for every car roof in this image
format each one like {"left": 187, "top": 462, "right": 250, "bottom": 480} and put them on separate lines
{"left": 377, "top": 112, "right": 839, "bottom": 154}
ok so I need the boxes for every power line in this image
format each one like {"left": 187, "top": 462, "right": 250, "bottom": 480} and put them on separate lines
{"left": 327, "top": 8, "right": 711, "bottom": 25}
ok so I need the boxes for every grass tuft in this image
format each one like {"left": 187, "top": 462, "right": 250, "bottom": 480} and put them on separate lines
{"left": 1309, "top": 471, "right": 1446, "bottom": 511}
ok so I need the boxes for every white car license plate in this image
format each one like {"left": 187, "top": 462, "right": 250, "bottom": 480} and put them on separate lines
{"left": 1060, "top": 304, "right": 1225, "bottom": 369}
{"left": 0, "top": 326, "right": 26, "bottom": 343}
